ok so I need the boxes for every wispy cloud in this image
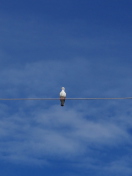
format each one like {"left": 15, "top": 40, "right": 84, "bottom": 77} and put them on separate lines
{"left": 0, "top": 100, "right": 132, "bottom": 169}
{"left": 0, "top": 12, "right": 132, "bottom": 175}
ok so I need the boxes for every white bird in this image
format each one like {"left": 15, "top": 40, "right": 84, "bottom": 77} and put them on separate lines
{"left": 59, "top": 87, "right": 66, "bottom": 106}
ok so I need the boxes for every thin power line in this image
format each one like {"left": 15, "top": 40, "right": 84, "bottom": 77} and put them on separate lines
{"left": 0, "top": 97, "right": 132, "bottom": 100}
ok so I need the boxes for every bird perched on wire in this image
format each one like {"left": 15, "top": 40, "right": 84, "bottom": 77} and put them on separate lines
{"left": 60, "top": 87, "right": 66, "bottom": 106}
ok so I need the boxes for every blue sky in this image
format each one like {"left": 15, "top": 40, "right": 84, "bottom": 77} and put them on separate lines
{"left": 0, "top": 0, "right": 132, "bottom": 175}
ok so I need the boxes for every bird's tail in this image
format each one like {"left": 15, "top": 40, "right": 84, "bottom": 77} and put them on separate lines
{"left": 60, "top": 97, "right": 65, "bottom": 106}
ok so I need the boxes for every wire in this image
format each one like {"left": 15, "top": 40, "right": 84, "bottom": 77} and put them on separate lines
{"left": 0, "top": 97, "right": 132, "bottom": 100}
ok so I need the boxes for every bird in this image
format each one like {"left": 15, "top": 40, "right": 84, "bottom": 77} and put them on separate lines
{"left": 59, "top": 87, "right": 66, "bottom": 106}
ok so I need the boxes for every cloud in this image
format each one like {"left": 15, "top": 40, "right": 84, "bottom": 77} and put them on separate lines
{"left": 103, "top": 156, "right": 132, "bottom": 176}
{"left": 0, "top": 15, "right": 132, "bottom": 175}
{"left": 0, "top": 100, "right": 131, "bottom": 168}
{"left": 0, "top": 56, "right": 132, "bottom": 99}
{"left": 0, "top": 4, "right": 132, "bottom": 176}
{"left": 0, "top": 58, "right": 132, "bottom": 167}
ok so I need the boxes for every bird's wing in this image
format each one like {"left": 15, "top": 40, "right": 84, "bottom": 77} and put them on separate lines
{"left": 60, "top": 91, "right": 66, "bottom": 97}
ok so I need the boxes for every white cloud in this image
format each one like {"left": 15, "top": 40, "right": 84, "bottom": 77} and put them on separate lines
{"left": 0, "top": 8, "right": 132, "bottom": 176}
{"left": 103, "top": 156, "right": 132, "bottom": 176}
{"left": 0, "top": 58, "right": 131, "bottom": 169}
{"left": 0, "top": 101, "right": 131, "bottom": 167}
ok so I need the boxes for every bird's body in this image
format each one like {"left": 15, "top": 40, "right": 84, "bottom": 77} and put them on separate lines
{"left": 60, "top": 87, "right": 66, "bottom": 106}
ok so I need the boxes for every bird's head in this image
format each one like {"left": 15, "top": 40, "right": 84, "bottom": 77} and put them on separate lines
{"left": 61, "top": 87, "right": 65, "bottom": 90}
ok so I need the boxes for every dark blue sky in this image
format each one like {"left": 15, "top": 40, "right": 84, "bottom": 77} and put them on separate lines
{"left": 0, "top": 0, "right": 132, "bottom": 176}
